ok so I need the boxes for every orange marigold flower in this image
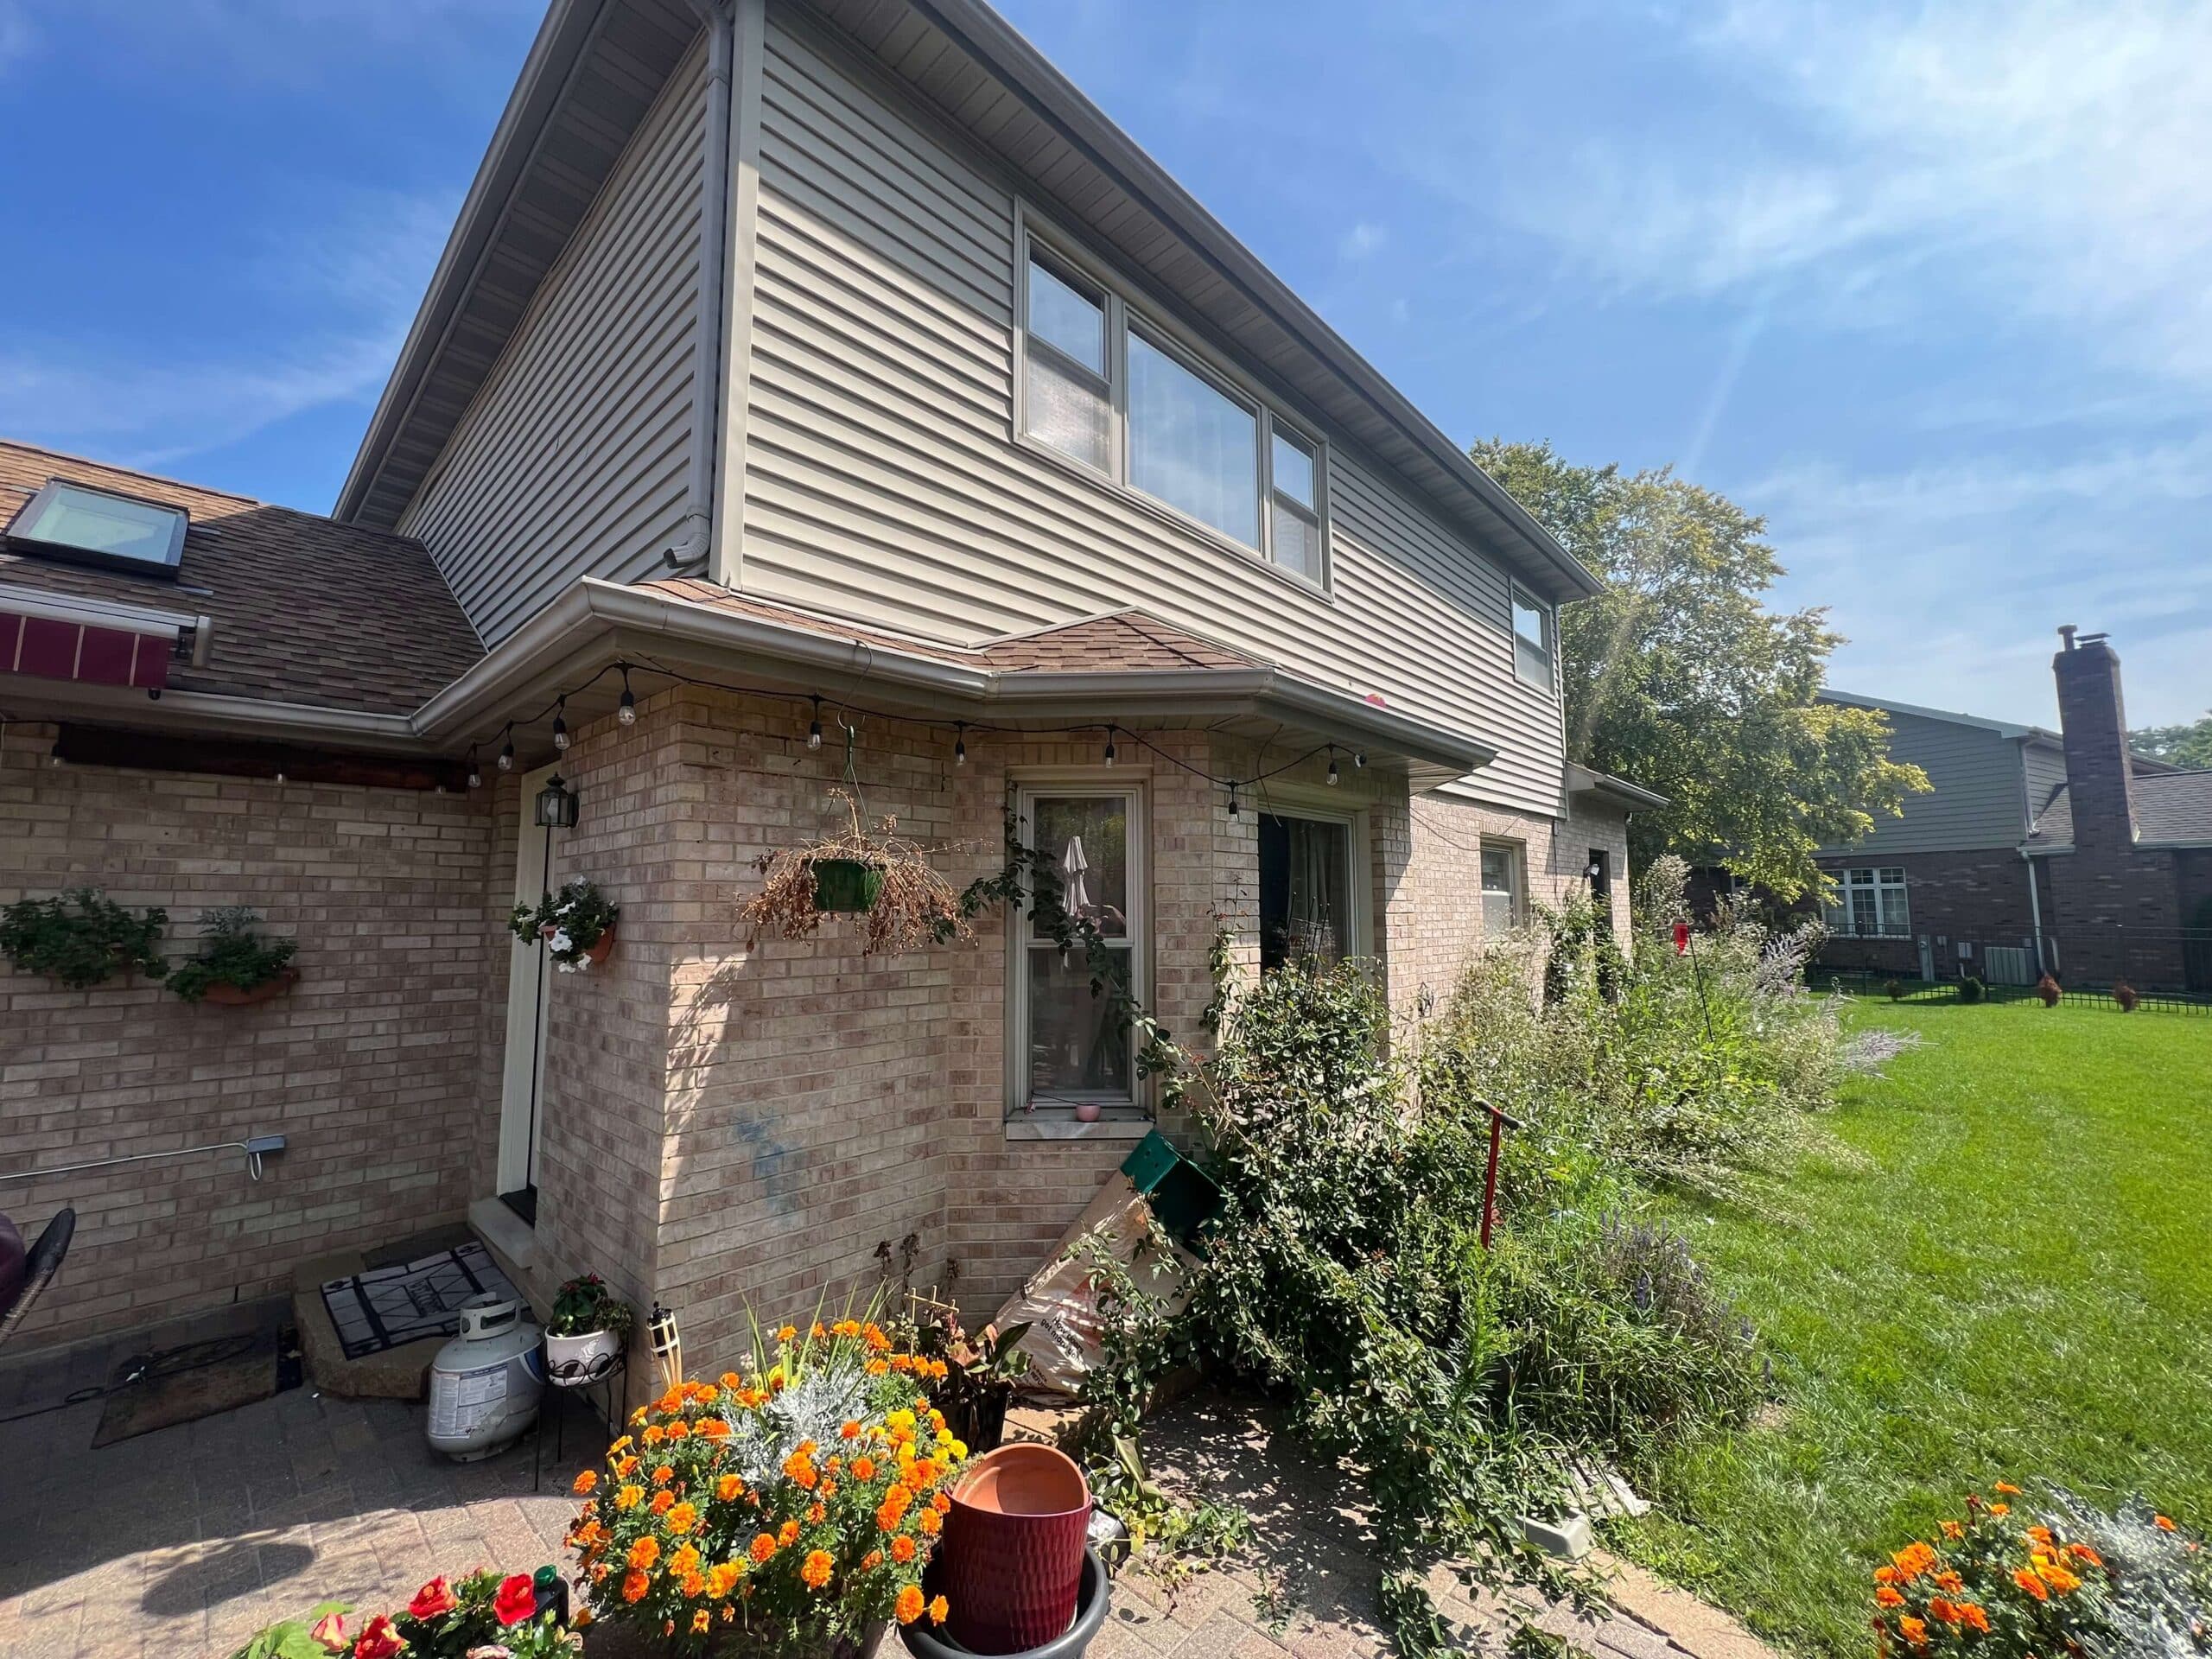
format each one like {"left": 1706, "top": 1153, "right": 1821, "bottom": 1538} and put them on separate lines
{"left": 1928, "top": 1599, "right": 1959, "bottom": 1624}
{"left": 616, "top": 1484, "right": 645, "bottom": 1512}
{"left": 842, "top": 1421, "right": 863, "bottom": 1440}
{"left": 2156, "top": 1516, "right": 2177, "bottom": 1531}
{"left": 1939, "top": 1521, "right": 1963, "bottom": 1541}
{"left": 716, "top": 1474, "right": 744, "bottom": 1501}
{"left": 1934, "top": 1573, "right": 1963, "bottom": 1595}
{"left": 809, "top": 1503, "right": 826, "bottom": 1525}
{"left": 709, "top": 1562, "right": 743, "bottom": 1599}
{"left": 918, "top": 1510, "right": 941, "bottom": 1537}
{"left": 617, "top": 1454, "right": 641, "bottom": 1478}
{"left": 2043, "top": 1562, "right": 2082, "bottom": 1595}
{"left": 693, "top": 1610, "right": 712, "bottom": 1635}
{"left": 929, "top": 1595, "right": 949, "bottom": 1624}
{"left": 643, "top": 1426, "right": 664, "bottom": 1446}
{"left": 1892, "top": 1543, "right": 1938, "bottom": 1581}
{"left": 1989, "top": 1503, "right": 2011, "bottom": 1517}
{"left": 1994, "top": 1482, "right": 2022, "bottom": 1497}
{"left": 879, "top": 1491, "right": 912, "bottom": 1531}
{"left": 1898, "top": 1618, "right": 1928, "bottom": 1648}
{"left": 720, "top": 1371, "right": 743, "bottom": 1390}
{"left": 697, "top": 1418, "right": 730, "bottom": 1440}
{"left": 1873, "top": 1567, "right": 1898, "bottom": 1586}
{"left": 668, "top": 1501, "right": 699, "bottom": 1535}
{"left": 802, "top": 1549, "right": 835, "bottom": 1590}
{"left": 2027, "top": 1527, "right": 2054, "bottom": 1545}
{"left": 865, "top": 1324, "right": 892, "bottom": 1351}
{"left": 1960, "top": 1605, "right": 1990, "bottom": 1633}
{"left": 892, "top": 1535, "right": 918, "bottom": 1564}
{"left": 863, "top": 1549, "right": 884, "bottom": 1569}
{"left": 609, "top": 1434, "right": 635, "bottom": 1455}
{"left": 622, "top": 1569, "right": 651, "bottom": 1604}
{"left": 652, "top": 1465, "right": 675, "bottom": 1486}
{"left": 779, "top": 1519, "right": 801, "bottom": 1547}
{"left": 932, "top": 1492, "right": 951, "bottom": 1515}
{"left": 785, "top": 1452, "right": 819, "bottom": 1490}
{"left": 750, "top": 1533, "right": 778, "bottom": 1564}
{"left": 630, "top": 1536, "right": 662, "bottom": 1570}
{"left": 777, "top": 1325, "right": 798, "bottom": 1342}
{"left": 850, "top": 1456, "right": 877, "bottom": 1482}
{"left": 896, "top": 1585, "right": 926, "bottom": 1625}
{"left": 2013, "top": 1569, "right": 2049, "bottom": 1601}
{"left": 1875, "top": 1588, "right": 1905, "bottom": 1610}
{"left": 665, "top": 1421, "right": 690, "bottom": 1440}
{"left": 2068, "top": 1543, "right": 2104, "bottom": 1568}
{"left": 651, "top": 1490, "right": 676, "bottom": 1516}
{"left": 822, "top": 1482, "right": 839, "bottom": 1501}
{"left": 573, "top": 1469, "right": 599, "bottom": 1495}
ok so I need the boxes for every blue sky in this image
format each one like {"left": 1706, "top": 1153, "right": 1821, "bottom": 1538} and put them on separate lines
{"left": 3, "top": 0, "right": 2207, "bottom": 727}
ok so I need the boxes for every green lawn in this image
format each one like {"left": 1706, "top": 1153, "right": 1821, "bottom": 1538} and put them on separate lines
{"left": 1623, "top": 997, "right": 2212, "bottom": 1659}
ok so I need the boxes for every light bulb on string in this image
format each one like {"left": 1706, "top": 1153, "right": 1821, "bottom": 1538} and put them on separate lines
{"left": 1226, "top": 782, "right": 1240, "bottom": 818}
{"left": 552, "top": 696, "right": 569, "bottom": 751}
{"left": 467, "top": 749, "right": 483, "bottom": 790}
{"left": 617, "top": 665, "right": 637, "bottom": 727}
{"left": 1103, "top": 726, "right": 1116, "bottom": 766}
{"left": 498, "top": 726, "right": 514, "bottom": 772}
{"left": 953, "top": 722, "right": 967, "bottom": 766}
{"left": 807, "top": 696, "right": 823, "bottom": 750}
{"left": 1326, "top": 749, "right": 1339, "bottom": 786}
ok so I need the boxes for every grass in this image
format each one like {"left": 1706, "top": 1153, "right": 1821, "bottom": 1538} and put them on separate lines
{"left": 1621, "top": 996, "right": 2212, "bottom": 1659}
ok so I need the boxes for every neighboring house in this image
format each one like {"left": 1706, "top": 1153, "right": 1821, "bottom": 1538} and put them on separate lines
{"left": 0, "top": 0, "right": 1661, "bottom": 1368}
{"left": 1815, "top": 627, "right": 2212, "bottom": 992}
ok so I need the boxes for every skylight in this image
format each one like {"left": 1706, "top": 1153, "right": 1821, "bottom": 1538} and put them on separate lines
{"left": 5, "top": 480, "right": 188, "bottom": 578}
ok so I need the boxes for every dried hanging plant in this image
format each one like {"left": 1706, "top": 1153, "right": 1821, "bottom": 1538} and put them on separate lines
{"left": 741, "top": 786, "right": 973, "bottom": 957}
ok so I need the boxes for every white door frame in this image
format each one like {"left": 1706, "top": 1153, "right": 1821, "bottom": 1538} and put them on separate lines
{"left": 496, "top": 764, "right": 557, "bottom": 1202}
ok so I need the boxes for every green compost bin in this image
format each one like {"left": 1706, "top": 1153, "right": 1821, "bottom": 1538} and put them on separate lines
{"left": 1119, "top": 1129, "right": 1221, "bottom": 1247}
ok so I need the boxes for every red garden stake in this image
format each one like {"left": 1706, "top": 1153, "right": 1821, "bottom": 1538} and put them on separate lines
{"left": 1477, "top": 1099, "right": 1527, "bottom": 1251}
{"left": 1672, "top": 920, "right": 1691, "bottom": 955}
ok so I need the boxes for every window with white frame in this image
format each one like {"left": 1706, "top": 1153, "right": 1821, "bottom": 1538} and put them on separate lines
{"left": 1823, "top": 868, "right": 1910, "bottom": 937}
{"left": 1480, "top": 842, "right": 1523, "bottom": 937}
{"left": 1019, "top": 226, "right": 1328, "bottom": 583}
{"left": 1511, "top": 585, "right": 1553, "bottom": 690}
{"left": 1013, "top": 785, "right": 1145, "bottom": 1116}
{"left": 1257, "top": 807, "right": 1361, "bottom": 973}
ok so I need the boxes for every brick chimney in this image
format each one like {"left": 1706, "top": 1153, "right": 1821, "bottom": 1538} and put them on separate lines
{"left": 2052, "top": 625, "right": 2136, "bottom": 849}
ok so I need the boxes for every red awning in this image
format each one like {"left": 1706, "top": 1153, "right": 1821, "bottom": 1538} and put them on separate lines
{"left": 0, "top": 598, "right": 178, "bottom": 690}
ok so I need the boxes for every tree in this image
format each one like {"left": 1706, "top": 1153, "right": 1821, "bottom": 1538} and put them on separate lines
{"left": 1471, "top": 439, "right": 1928, "bottom": 900}
{"left": 2132, "top": 716, "right": 2212, "bottom": 769}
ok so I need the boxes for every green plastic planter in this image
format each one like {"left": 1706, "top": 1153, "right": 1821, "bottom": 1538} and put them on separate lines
{"left": 812, "top": 858, "right": 885, "bottom": 913}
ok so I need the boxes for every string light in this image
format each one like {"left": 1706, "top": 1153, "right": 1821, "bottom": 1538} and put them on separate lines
{"left": 1103, "top": 725, "right": 1116, "bottom": 766}
{"left": 806, "top": 696, "right": 823, "bottom": 750}
{"left": 1354, "top": 751, "right": 1368, "bottom": 769}
{"left": 953, "top": 722, "right": 967, "bottom": 766}
{"left": 467, "top": 748, "right": 482, "bottom": 790}
{"left": 1326, "top": 749, "right": 1339, "bottom": 786}
{"left": 1226, "top": 782, "right": 1240, "bottom": 818}
{"left": 551, "top": 696, "right": 569, "bottom": 751}
{"left": 617, "top": 665, "right": 637, "bottom": 727}
{"left": 497, "top": 725, "right": 514, "bottom": 772}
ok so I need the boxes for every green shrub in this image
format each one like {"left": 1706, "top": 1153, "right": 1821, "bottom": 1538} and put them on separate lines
{"left": 165, "top": 906, "right": 297, "bottom": 1002}
{"left": 0, "top": 887, "right": 166, "bottom": 988}
{"left": 1959, "top": 974, "right": 1986, "bottom": 1005}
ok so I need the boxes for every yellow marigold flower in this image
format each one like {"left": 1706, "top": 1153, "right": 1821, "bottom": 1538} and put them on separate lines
{"left": 750, "top": 1533, "right": 778, "bottom": 1564}
{"left": 896, "top": 1586, "right": 926, "bottom": 1624}
{"left": 708, "top": 1561, "right": 742, "bottom": 1599}
{"left": 573, "top": 1469, "right": 599, "bottom": 1494}
{"left": 802, "top": 1549, "right": 835, "bottom": 1590}
{"left": 615, "top": 1484, "right": 645, "bottom": 1512}
{"left": 693, "top": 1610, "right": 711, "bottom": 1634}
{"left": 891, "top": 1535, "right": 918, "bottom": 1564}
{"left": 609, "top": 1435, "right": 634, "bottom": 1456}
{"left": 629, "top": 1536, "right": 661, "bottom": 1570}
{"left": 671, "top": 1543, "right": 702, "bottom": 1578}
{"left": 668, "top": 1501, "right": 699, "bottom": 1535}
{"left": 777, "top": 1325, "right": 798, "bottom": 1343}
{"left": 716, "top": 1474, "right": 744, "bottom": 1501}
{"left": 928, "top": 1596, "right": 948, "bottom": 1625}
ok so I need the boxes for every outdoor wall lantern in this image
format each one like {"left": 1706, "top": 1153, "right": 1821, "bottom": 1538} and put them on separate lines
{"left": 534, "top": 772, "right": 581, "bottom": 830}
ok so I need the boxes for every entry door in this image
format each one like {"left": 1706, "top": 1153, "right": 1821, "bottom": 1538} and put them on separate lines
{"left": 496, "top": 765, "right": 557, "bottom": 1223}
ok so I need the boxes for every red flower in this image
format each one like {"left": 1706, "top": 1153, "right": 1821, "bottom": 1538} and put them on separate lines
{"left": 352, "top": 1615, "right": 407, "bottom": 1659}
{"left": 406, "top": 1577, "right": 458, "bottom": 1621}
{"left": 493, "top": 1573, "right": 539, "bottom": 1626}
{"left": 309, "top": 1611, "right": 349, "bottom": 1654}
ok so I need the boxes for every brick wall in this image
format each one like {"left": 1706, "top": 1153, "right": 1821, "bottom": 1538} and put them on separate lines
{"left": 1814, "top": 848, "right": 2044, "bottom": 981}
{"left": 0, "top": 719, "right": 498, "bottom": 1352}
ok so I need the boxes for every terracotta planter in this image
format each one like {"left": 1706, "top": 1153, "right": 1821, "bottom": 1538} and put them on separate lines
{"left": 813, "top": 858, "right": 885, "bottom": 913}
{"left": 199, "top": 968, "right": 299, "bottom": 1007}
{"left": 943, "top": 1444, "right": 1091, "bottom": 1655}
{"left": 584, "top": 925, "right": 616, "bottom": 965}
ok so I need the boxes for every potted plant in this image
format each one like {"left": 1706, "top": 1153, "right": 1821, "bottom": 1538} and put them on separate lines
{"left": 167, "top": 906, "right": 300, "bottom": 1005}
{"left": 2035, "top": 973, "right": 2063, "bottom": 1007}
{"left": 0, "top": 887, "right": 165, "bottom": 988}
{"left": 916, "top": 1310, "right": 1032, "bottom": 1454}
{"left": 742, "top": 787, "right": 971, "bottom": 957}
{"left": 225, "top": 1565, "right": 582, "bottom": 1659}
{"left": 566, "top": 1318, "right": 966, "bottom": 1656}
{"left": 510, "top": 876, "right": 619, "bottom": 972}
{"left": 544, "top": 1273, "right": 634, "bottom": 1386}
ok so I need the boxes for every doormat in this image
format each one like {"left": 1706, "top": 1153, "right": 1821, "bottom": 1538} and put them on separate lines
{"left": 91, "top": 1325, "right": 302, "bottom": 1448}
{"left": 321, "top": 1241, "right": 520, "bottom": 1360}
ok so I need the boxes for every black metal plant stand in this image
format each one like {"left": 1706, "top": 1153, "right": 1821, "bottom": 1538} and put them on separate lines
{"left": 531, "top": 1347, "right": 627, "bottom": 1492}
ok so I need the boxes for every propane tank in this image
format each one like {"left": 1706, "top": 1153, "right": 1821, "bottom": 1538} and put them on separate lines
{"left": 426, "top": 1294, "right": 544, "bottom": 1461}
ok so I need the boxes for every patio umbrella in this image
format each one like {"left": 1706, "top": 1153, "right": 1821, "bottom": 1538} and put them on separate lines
{"left": 1059, "top": 836, "right": 1090, "bottom": 917}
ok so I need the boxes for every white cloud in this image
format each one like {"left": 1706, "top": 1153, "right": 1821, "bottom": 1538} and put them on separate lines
{"left": 1503, "top": 1, "right": 2212, "bottom": 387}
{"left": 1338, "top": 220, "right": 1388, "bottom": 261}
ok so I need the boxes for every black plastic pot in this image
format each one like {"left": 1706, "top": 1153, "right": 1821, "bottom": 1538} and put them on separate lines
{"left": 944, "top": 1389, "right": 1010, "bottom": 1454}
{"left": 901, "top": 1547, "right": 1109, "bottom": 1659}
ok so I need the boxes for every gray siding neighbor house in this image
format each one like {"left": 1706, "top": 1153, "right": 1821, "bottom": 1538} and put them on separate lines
{"left": 1815, "top": 628, "right": 2212, "bottom": 992}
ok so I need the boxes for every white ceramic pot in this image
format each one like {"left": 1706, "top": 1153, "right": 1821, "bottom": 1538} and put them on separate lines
{"left": 543, "top": 1327, "right": 621, "bottom": 1387}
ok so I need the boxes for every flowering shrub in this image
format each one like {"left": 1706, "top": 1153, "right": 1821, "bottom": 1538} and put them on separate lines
{"left": 509, "top": 877, "right": 618, "bottom": 972}
{"left": 224, "top": 1568, "right": 579, "bottom": 1659}
{"left": 568, "top": 1319, "right": 966, "bottom": 1655}
{"left": 1872, "top": 1484, "right": 2208, "bottom": 1659}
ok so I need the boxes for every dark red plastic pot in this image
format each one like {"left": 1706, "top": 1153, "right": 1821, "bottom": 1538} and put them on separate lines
{"left": 941, "top": 1444, "right": 1091, "bottom": 1655}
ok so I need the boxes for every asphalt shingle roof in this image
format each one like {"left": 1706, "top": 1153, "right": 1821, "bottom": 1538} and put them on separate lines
{"left": 0, "top": 439, "right": 483, "bottom": 715}
{"left": 2025, "top": 772, "right": 2212, "bottom": 849}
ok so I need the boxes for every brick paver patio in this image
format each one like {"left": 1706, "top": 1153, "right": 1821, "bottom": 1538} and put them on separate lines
{"left": 0, "top": 1310, "right": 1776, "bottom": 1659}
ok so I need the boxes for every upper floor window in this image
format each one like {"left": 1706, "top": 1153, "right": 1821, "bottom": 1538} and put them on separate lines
{"left": 1511, "top": 585, "right": 1553, "bottom": 690}
{"left": 1823, "top": 868, "right": 1910, "bottom": 937}
{"left": 1019, "top": 226, "right": 1327, "bottom": 586}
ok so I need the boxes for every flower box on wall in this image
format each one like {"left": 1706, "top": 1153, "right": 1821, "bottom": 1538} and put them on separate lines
{"left": 198, "top": 966, "right": 300, "bottom": 1007}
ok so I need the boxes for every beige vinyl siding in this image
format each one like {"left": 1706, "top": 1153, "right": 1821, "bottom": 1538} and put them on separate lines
{"left": 741, "top": 10, "right": 1564, "bottom": 816}
{"left": 397, "top": 41, "right": 708, "bottom": 646}
{"left": 1819, "top": 711, "right": 2031, "bottom": 855}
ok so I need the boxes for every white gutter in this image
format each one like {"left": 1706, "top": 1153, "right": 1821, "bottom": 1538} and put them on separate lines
{"left": 666, "top": 1, "right": 735, "bottom": 573}
{"left": 0, "top": 680, "right": 423, "bottom": 749}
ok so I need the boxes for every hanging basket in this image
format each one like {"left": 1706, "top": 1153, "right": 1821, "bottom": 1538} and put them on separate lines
{"left": 199, "top": 968, "right": 300, "bottom": 1007}
{"left": 812, "top": 857, "right": 885, "bottom": 913}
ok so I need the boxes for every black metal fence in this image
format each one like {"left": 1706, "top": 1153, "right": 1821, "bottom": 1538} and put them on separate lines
{"left": 1810, "top": 967, "right": 2212, "bottom": 1015}
{"left": 1814, "top": 923, "right": 2212, "bottom": 1001}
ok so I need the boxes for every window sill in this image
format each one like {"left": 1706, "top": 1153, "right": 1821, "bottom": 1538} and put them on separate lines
{"left": 1004, "top": 1110, "right": 1154, "bottom": 1143}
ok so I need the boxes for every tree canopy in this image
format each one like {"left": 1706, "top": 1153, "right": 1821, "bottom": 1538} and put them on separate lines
{"left": 2132, "top": 716, "right": 2212, "bottom": 770}
{"left": 1472, "top": 439, "right": 1927, "bottom": 900}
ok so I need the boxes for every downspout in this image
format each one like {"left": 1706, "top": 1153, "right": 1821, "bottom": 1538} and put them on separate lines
{"left": 2024, "top": 849, "right": 2049, "bottom": 976}
{"left": 665, "top": 0, "right": 734, "bottom": 575}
